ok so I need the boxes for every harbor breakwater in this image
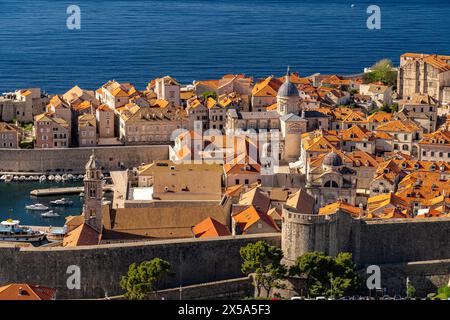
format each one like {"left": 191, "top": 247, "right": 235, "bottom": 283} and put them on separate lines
{"left": 0, "top": 145, "right": 169, "bottom": 173}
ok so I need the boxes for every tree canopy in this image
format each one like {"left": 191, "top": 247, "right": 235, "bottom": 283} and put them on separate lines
{"left": 363, "top": 59, "right": 397, "bottom": 87}
{"left": 290, "top": 251, "right": 362, "bottom": 298}
{"left": 240, "top": 241, "right": 286, "bottom": 298}
{"left": 120, "top": 258, "right": 172, "bottom": 300}
{"left": 201, "top": 91, "right": 217, "bottom": 101}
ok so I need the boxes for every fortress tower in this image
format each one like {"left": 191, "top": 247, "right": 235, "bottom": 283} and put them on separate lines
{"left": 281, "top": 206, "right": 354, "bottom": 264}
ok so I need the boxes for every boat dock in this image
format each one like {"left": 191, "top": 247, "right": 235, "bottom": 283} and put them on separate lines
{"left": 30, "top": 185, "right": 114, "bottom": 196}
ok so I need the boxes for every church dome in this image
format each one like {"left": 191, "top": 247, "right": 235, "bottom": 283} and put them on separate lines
{"left": 277, "top": 67, "right": 299, "bottom": 98}
{"left": 323, "top": 152, "right": 343, "bottom": 167}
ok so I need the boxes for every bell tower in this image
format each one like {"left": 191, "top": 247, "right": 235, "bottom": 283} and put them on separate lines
{"left": 83, "top": 150, "right": 104, "bottom": 232}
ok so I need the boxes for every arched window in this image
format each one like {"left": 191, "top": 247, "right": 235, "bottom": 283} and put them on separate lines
{"left": 324, "top": 180, "right": 339, "bottom": 188}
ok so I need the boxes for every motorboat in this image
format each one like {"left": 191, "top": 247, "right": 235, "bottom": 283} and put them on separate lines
{"left": 61, "top": 174, "right": 69, "bottom": 182}
{"left": 19, "top": 176, "right": 26, "bottom": 182}
{"left": 32, "top": 176, "right": 39, "bottom": 181}
{"left": 41, "top": 211, "right": 60, "bottom": 218}
{"left": 48, "top": 175, "right": 55, "bottom": 181}
{"left": 25, "top": 203, "right": 49, "bottom": 211}
{"left": 77, "top": 174, "right": 84, "bottom": 180}
{"left": 67, "top": 174, "right": 74, "bottom": 180}
{"left": 46, "top": 226, "right": 66, "bottom": 241}
{"left": 4, "top": 175, "right": 12, "bottom": 183}
{"left": 39, "top": 175, "right": 46, "bottom": 182}
{"left": 50, "top": 198, "right": 73, "bottom": 206}
{"left": 13, "top": 176, "right": 19, "bottom": 181}
{"left": 0, "top": 175, "right": 5, "bottom": 181}
{"left": 54, "top": 175, "right": 62, "bottom": 182}
{"left": 0, "top": 219, "right": 46, "bottom": 242}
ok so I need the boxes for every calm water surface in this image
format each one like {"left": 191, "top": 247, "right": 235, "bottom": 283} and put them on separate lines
{"left": 0, "top": 181, "right": 83, "bottom": 227}
{"left": 0, "top": 0, "right": 449, "bottom": 92}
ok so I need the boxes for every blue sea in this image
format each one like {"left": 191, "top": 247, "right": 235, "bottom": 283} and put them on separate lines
{"left": 0, "top": 0, "right": 449, "bottom": 93}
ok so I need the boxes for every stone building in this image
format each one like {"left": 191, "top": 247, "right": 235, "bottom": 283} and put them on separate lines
{"left": 78, "top": 114, "right": 97, "bottom": 147}
{"left": 375, "top": 119, "right": 422, "bottom": 157}
{"left": 34, "top": 113, "right": 69, "bottom": 149}
{"left": 0, "top": 122, "right": 22, "bottom": 148}
{"left": 226, "top": 68, "right": 307, "bottom": 162}
{"left": 305, "top": 151, "right": 358, "bottom": 210}
{"left": 135, "top": 160, "right": 223, "bottom": 201}
{"left": 418, "top": 128, "right": 450, "bottom": 162}
{"left": 0, "top": 88, "right": 49, "bottom": 123}
{"left": 397, "top": 53, "right": 450, "bottom": 104}
{"left": 153, "top": 76, "right": 181, "bottom": 108}
{"left": 396, "top": 94, "right": 438, "bottom": 133}
{"left": 119, "top": 106, "right": 188, "bottom": 144}
{"left": 96, "top": 104, "right": 115, "bottom": 140}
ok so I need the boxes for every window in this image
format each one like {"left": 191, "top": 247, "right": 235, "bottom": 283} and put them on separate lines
{"left": 235, "top": 179, "right": 240, "bottom": 185}
{"left": 324, "top": 180, "right": 339, "bottom": 188}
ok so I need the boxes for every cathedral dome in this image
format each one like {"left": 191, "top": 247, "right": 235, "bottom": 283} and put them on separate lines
{"left": 323, "top": 152, "right": 343, "bottom": 167}
{"left": 277, "top": 67, "right": 299, "bottom": 98}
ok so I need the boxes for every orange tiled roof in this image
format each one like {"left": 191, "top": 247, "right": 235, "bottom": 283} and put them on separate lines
{"left": 232, "top": 205, "right": 279, "bottom": 232}
{"left": 419, "top": 129, "right": 450, "bottom": 145}
{"left": 0, "top": 284, "right": 56, "bottom": 300}
{"left": 192, "top": 217, "right": 231, "bottom": 238}
{"left": 252, "top": 76, "right": 283, "bottom": 97}
{"left": 319, "top": 201, "right": 361, "bottom": 217}
{"left": 376, "top": 119, "right": 421, "bottom": 133}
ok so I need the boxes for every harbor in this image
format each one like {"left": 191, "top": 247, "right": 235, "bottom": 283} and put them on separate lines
{"left": 0, "top": 181, "right": 84, "bottom": 227}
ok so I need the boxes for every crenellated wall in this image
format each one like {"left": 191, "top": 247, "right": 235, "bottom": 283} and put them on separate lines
{"left": 0, "top": 234, "right": 281, "bottom": 299}
{"left": 0, "top": 145, "right": 169, "bottom": 173}
{"left": 282, "top": 207, "right": 450, "bottom": 267}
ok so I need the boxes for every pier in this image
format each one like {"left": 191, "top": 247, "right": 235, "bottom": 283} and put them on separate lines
{"left": 30, "top": 185, "right": 114, "bottom": 196}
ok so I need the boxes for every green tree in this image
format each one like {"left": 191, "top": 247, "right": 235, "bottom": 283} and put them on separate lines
{"left": 363, "top": 59, "right": 397, "bottom": 87}
{"left": 406, "top": 283, "right": 416, "bottom": 298}
{"left": 120, "top": 258, "right": 171, "bottom": 300}
{"left": 291, "top": 252, "right": 362, "bottom": 299}
{"left": 240, "top": 241, "right": 286, "bottom": 298}
{"left": 201, "top": 91, "right": 217, "bottom": 101}
{"left": 435, "top": 286, "right": 450, "bottom": 300}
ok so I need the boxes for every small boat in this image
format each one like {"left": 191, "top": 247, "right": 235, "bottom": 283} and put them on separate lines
{"left": 32, "top": 176, "right": 39, "bottom": 181}
{"left": 0, "top": 219, "right": 46, "bottom": 242}
{"left": 67, "top": 174, "right": 74, "bottom": 180}
{"left": 41, "top": 211, "right": 60, "bottom": 218}
{"left": 54, "top": 174, "right": 62, "bottom": 182}
{"left": 25, "top": 203, "right": 49, "bottom": 211}
{"left": 4, "top": 175, "right": 13, "bottom": 183}
{"left": 13, "top": 176, "right": 19, "bottom": 181}
{"left": 50, "top": 198, "right": 73, "bottom": 206}
{"left": 39, "top": 175, "right": 46, "bottom": 182}
{"left": 61, "top": 174, "right": 69, "bottom": 182}
{"left": 46, "top": 226, "right": 66, "bottom": 241}
{"left": 19, "top": 176, "right": 26, "bottom": 182}
{"left": 79, "top": 192, "right": 84, "bottom": 197}
{"left": 0, "top": 175, "right": 5, "bottom": 181}
{"left": 26, "top": 176, "right": 34, "bottom": 181}
{"left": 48, "top": 175, "right": 55, "bottom": 181}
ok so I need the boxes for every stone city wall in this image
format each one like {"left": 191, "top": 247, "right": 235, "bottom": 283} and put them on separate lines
{"left": 0, "top": 145, "right": 169, "bottom": 173}
{"left": 354, "top": 218, "right": 450, "bottom": 266}
{"left": 0, "top": 234, "right": 281, "bottom": 299}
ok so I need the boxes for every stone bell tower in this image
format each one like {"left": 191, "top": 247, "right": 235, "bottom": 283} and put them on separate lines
{"left": 83, "top": 151, "right": 104, "bottom": 232}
